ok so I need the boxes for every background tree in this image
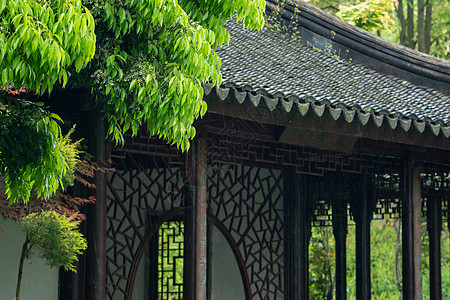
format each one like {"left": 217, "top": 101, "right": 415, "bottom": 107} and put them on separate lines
{"left": 304, "top": 0, "right": 450, "bottom": 59}
{"left": 0, "top": 141, "right": 112, "bottom": 300}
{"left": 0, "top": 0, "right": 266, "bottom": 203}
{"left": 309, "top": 219, "right": 450, "bottom": 299}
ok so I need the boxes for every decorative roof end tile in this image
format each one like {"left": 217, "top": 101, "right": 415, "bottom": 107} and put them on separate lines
{"left": 413, "top": 120, "right": 426, "bottom": 133}
{"left": 312, "top": 103, "right": 326, "bottom": 117}
{"left": 297, "top": 102, "right": 310, "bottom": 116}
{"left": 329, "top": 107, "right": 342, "bottom": 121}
{"left": 387, "top": 116, "right": 398, "bottom": 130}
{"left": 400, "top": 119, "right": 412, "bottom": 132}
{"left": 373, "top": 114, "right": 384, "bottom": 127}
{"left": 265, "top": 97, "right": 279, "bottom": 111}
{"left": 358, "top": 112, "right": 371, "bottom": 125}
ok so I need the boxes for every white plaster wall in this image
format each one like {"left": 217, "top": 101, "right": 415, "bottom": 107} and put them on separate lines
{"left": 0, "top": 218, "right": 58, "bottom": 300}
{"left": 210, "top": 224, "right": 245, "bottom": 300}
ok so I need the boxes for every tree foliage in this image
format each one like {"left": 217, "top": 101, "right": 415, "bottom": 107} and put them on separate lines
{"left": 0, "top": 0, "right": 96, "bottom": 95}
{"left": 0, "top": 103, "right": 79, "bottom": 203}
{"left": 309, "top": 219, "right": 450, "bottom": 299}
{"left": 21, "top": 210, "right": 87, "bottom": 271}
{"left": 0, "top": 0, "right": 265, "bottom": 203}
{"left": 81, "top": 0, "right": 265, "bottom": 149}
{"left": 336, "top": 0, "right": 394, "bottom": 33}
{"left": 305, "top": 0, "right": 450, "bottom": 59}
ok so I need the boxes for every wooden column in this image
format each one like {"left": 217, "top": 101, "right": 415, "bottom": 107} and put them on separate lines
{"left": 59, "top": 222, "right": 85, "bottom": 300}
{"left": 427, "top": 194, "right": 442, "bottom": 300}
{"left": 59, "top": 178, "right": 86, "bottom": 300}
{"left": 402, "top": 154, "right": 423, "bottom": 300}
{"left": 194, "top": 138, "right": 208, "bottom": 300}
{"left": 285, "top": 170, "right": 312, "bottom": 300}
{"left": 353, "top": 175, "right": 373, "bottom": 300}
{"left": 333, "top": 202, "right": 347, "bottom": 300}
{"left": 85, "top": 109, "right": 108, "bottom": 300}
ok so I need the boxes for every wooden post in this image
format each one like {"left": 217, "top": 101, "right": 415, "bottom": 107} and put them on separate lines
{"left": 402, "top": 154, "right": 423, "bottom": 300}
{"left": 285, "top": 170, "right": 312, "bottom": 300}
{"left": 352, "top": 175, "right": 373, "bottom": 300}
{"left": 59, "top": 231, "right": 85, "bottom": 300}
{"left": 59, "top": 179, "right": 86, "bottom": 300}
{"left": 427, "top": 194, "right": 442, "bottom": 300}
{"left": 194, "top": 138, "right": 208, "bottom": 300}
{"left": 333, "top": 202, "right": 347, "bottom": 300}
{"left": 85, "top": 109, "right": 108, "bottom": 300}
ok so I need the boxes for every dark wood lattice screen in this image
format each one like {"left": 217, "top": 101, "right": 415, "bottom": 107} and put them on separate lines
{"left": 103, "top": 129, "right": 450, "bottom": 300}
{"left": 207, "top": 163, "right": 285, "bottom": 299}
{"left": 106, "top": 152, "right": 187, "bottom": 300}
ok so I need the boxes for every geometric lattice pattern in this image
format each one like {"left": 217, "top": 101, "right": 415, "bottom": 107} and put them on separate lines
{"left": 373, "top": 173, "right": 402, "bottom": 220}
{"left": 106, "top": 153, "right": 187, "bottom": 300}
{"left": 206, "top": 132, "right": 406, "bottom": 177}
{"left": 421, "top": 166, "right": 450, "bottom": 219}
{"left": 207, "top": 163, "right": 285, "bottom": 299}
{"left": 158, "top": 221, "right": 184, "bottom": 300}
{"left": 102, "top": 128, "right": 450, "bottom": 300}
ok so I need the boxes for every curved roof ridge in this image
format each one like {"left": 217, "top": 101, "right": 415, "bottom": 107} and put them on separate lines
{"left": 266, "top": 0, "right": 450, "bottom": 93}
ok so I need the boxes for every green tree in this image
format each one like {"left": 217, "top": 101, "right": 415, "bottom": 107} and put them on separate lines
{"left": 304, "top": 0, "right": 450, "bottom": 58}
{"left": 15, "top": 211, "right": 87, "bottom": 300}
{"left": 0, "top": 0, "right": 265, "bottom": 203}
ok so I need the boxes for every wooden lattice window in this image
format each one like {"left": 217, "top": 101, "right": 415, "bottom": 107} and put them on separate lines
{"left": 158, "top": 221, "right": 184, "bottom": 300}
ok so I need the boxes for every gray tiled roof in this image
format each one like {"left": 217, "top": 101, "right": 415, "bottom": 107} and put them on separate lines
{"left": 209, "top": 19, "right": 450, "bottom": 137}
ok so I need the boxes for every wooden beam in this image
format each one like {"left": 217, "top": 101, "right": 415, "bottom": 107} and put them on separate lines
{"left": 427, "top": 194, "right": 442, "bottom": 300}
{"left": 402, "top": 154, "right": 423, "bottom": 300}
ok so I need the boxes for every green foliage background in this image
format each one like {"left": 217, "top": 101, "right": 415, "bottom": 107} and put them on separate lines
{"left": 309, "top": 219, "right": 450, "bottom": 299}
{"left": 305, "top": 0, "right": 450, "bottom": 59}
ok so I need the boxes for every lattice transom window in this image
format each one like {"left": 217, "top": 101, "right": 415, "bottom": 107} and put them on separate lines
{"left": 158, "top": 221, "right": 184, "bottom": 300}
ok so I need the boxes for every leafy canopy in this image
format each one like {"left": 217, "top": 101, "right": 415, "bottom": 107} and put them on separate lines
{"left": 21, "top": 210, "right": 87, "bottom": 272}
{"left": 0, "top": 100, "right": 80, "bottom": 203}
{"left": 0, "top": 0, "right": 265, "bottom": 203}
{"left": 0, "top": 0, "right": 96, "bottom": 94}
{"left": 82, "top": 0, "right": 265, "bottom": 149}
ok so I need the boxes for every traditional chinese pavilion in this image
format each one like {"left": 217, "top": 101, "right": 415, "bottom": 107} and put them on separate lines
{"left": 56, "top": 1, "right": 450, "bottom": 300}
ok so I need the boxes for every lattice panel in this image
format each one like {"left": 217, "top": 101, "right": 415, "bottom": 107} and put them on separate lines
{"left": 311, "top": 178, "right": 351, "bottom": 227}
{"left": 208, "top": 164, "right": 285, "bottom": 300}
{"left": 206, "top": 132, "right": 408, "bottom": 178}
{"left": 207, "top": 132, "right": 371, "bottom": 176}
{"left": 106, "top": 153, "right": 187, "bottom": 300}
{"left": 374, "top": 173, "right": 402, "bottom": 220}
{"left": 421, "top": 165, "right": 450, "bottom": 219}
{"left": 111, "top": 130, "right": 183, "bottom": 164}
{"left": 158, "top": 221, "right": 184, "bottom": 300}
{"left": 311, "top": 199, "right": 333, "bottom": 227}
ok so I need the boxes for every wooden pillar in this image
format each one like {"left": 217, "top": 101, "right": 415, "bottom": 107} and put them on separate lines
{"left": 333, "top": 202, "right": 347, "bottom": 300}
{"left": 85, "top": 109, "right": 108, "bottom": 300}
{"left": 285, "top": 170, "right": 312, "bottom": 300}
{"left": 59, "top": 179, "right": 86, "bottom": 300}
{"left": 194, "top": 138, "right": 208, "bottom": 300}
{"left": 402, "top": 154, "right": 422, "bottom": 300}
{"left": 352, "top": 175, "right": 373, "bottom": 300}
{"left": 59, "top": 224, "right": 85, "bottom": 300}
{"left": 427, "top": 194, "right": 442, "bottom": 300}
